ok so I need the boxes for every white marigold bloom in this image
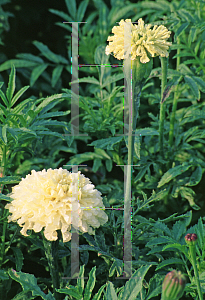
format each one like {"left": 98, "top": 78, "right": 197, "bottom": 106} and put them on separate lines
{"left": 5, "top": 168, "right": 108, "bottom": 242}
{"left": 106, "top": 18, "right": 172, "bottom": 63}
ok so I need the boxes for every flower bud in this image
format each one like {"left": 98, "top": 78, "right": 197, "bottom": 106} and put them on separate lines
{"left": 162, "top": 270, "right": 186, "bottom": 300}
{"left": 185, "top": 233, "right": 198, "bottom": 246}
{"left": 131, "top": 56, "right": 153, "bottom": 88}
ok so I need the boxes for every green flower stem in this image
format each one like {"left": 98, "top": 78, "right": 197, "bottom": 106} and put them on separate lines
{"left": 124, "top": 87, "right": 140, "bottom": 277}
{"left": 127, "top": 86, "right": 140, "bottom": 168}
{"left": 189, "top": 245, "right": 203, "bottom": 300}
{"left": 0, "top": 208, "right": 9, "bottom": 269}
{"left": 159, "top": 57, "right": 168, "bottom": 158}
{"left": 169, "top": 36, "right": 181, "bottom": 148}
{"left": 42, "top": 233, "right": 61, "bottom": 300}
{"left": 0, "top": 145, "right": 9, "bottom": 269}
{"left": 123, "top": 57, "right": 142, "bottom": 276}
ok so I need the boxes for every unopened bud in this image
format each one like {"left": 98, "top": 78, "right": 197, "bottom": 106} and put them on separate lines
{"left": 132, "top": 56, "right": 153, "bottom": 90}
{"left": 185, "top": 233, "right": 198, "bottom": 246}
{"left": 123, "top": 56, "right": 153, "bottom": 94}
{"left": 162, "top": 270, "right": 186, "bottom": 300}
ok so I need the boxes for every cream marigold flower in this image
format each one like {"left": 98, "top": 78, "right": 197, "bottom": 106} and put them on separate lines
{"left": 106, "top": 18, "right": 172, "bottom": 63}
{"left": 5, "top": 168, "right": 108, "bottom": 242}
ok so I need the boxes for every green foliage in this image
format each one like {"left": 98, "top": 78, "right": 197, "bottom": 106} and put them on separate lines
{"left": 0, "top": 0, "right": 205, "bottom": 299}
{"left": 7, "top": 269, "right": 55, "bottom": 299}
{"left": 0, "top": 65, "right": 71, "bottom": 178}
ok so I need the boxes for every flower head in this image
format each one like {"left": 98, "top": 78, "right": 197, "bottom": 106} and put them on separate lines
{"left": 106, "top": 18, "right": 172, "bottom": 63}
{"left": 5, "top": 168, "right": 108, "bottom": 242}
{"left": 162, "top": 270, "right": 186, "bottom": 300}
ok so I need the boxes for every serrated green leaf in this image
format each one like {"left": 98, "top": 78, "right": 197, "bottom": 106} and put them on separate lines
{"left": 161, "top": 76, "right": 182, "bottom": 103}
{"left": 68, "top": 152, "right": 103, "bottom": 166}
{"left": 0, "top": 88, "right": 8, "bottom": 106}
{"left": 26, "top": 237, "right": 44, "bottom": 251}
{"left": 183, "top": 59, "right": 199, "bottom": 65}
{"left": 7, "top": 127, "right": 37, "bottom": 137}
{"left": 136, "top": 189, "right": 169, "bottom": 213}
{"left": 178, "top": 9, "right": 195, "bottom": 23}
{"left": 8, "top": 269, "right": 54, "bottom": 300}
{"left": 84, "top": 266, "right": 96, "bottom": 300}
{"left": 16, "top": 53, "right": 44, "bottom": 63}
{"left": 12, "top": 97, "right": 34, "bottom": 114}
{"left": 196, "top": 217, "right": 204, "bottom": 250}
{"left": 110, "top": 4, "right": 141, "bottom": 24}
{"left": 184, "top": 75, "right": 200, "bottom": 99}
{"left": 49, "top": 9, "right": 71, "bottom": 22}
{"left": 35, "top": 94, "right": 67, "bottom": 114}
{"left": 138, "top": 0, "right": 171, "bottom": 10}
{"left": 146, "top": 274, "right": 162, "bottom": 300}
{"left": 33, "top": 41, "right": 68, "bottom": 64}
{"left": 162, "top": 244, "right": 188, "bottom": 258}
{"left": 105, "top": 282, "right": 118, "bottom": 300}
{"left": 93, "top": 284, "right": 107, "bottom": 300}
{"left": 192, "top": 76, "right": 205, "bottom": 92}
{"left": 178, "top": 64, "right": 193, "bottom": 75}
{"left": 1, "top": 124, "right": 7, "bottom": 144}
{"left": 10, "top": 85, "right": 30, "bottom": 107}
{"left": 156, "top": 258, "right": 184, "bottom": 271}
{"left": 54, "top": 22, "right": 72, "bottom": 33}
{"left": 135, "top": 127, "right": 159, "bottom": 136}
{"left": 179, "top": 186, "right": 197, "bottom": 207}
{"left": 51, "top": 65, "right": 63, "bottom": 88}
{"left": 6, "top": 65, "right": 15, "bottom": 105}
{"left": 175, "top": 22, "right": 189, "bottom": 40}
{"left": 109, "top": 260, "right": 123, "bottom": 277}
{"left": 77, "top": 0, "right": 89, "bottom": 21}
{"left": 32, "top": 119, "right": 68, "bottom": 128}
{"left": 146, "top": 237, "right": 174, "bottom": 247}
{"left": 65, "top": 0, "right": 76, "bottom": 17}
{"left": 185, "top": 166, "right": 202, "bottom": 186}
{"left": 88, "top": 136, "right": 124, "bottom": 150}
{"left": 11, "top": 290, "right": 36, "bottom": 300}
{"left": 0, "top": 176, "right": 21, "bottom": 184}
{"left": 0, "top": 193, "right": 13, "bottom": 202}
{"left": 102, "top": 73, "right": 124, "bottom": 88}
{"left": 157, "top": 163, "right": 192, "bottom": 188}
{"left": 38, "top": 110, "right": 70, "bottom": 119}
{"left": 30, "top": 64, "right": 48, "bottom": 86}
{"left": 57, "top": 288, "right": 83, "bottom": 299}
{"left": 76, "top": 265, "right": 84, "bottom": 296}
{"left": 0, "top": 60, "right": 39, "bottom": 71}
{"left": 122, "top": 265, "right": 152, "bottom": 300}
{"left": 0, "top": 269, "right": 9, "bottom": 280}
{"left": 92, "top": 158, "right": 102, "bottom": 173}
{"left": 10, "top": 147, "right": 33, "bottom": 159}
{"left": 134, "top": 165, "right": 151, "bottom": 183}
{"left": 172, "top": 52, "right": 194, "bottom": 59}
{"left": 188, "top": 26, "right": 197, "bottom": 46}
{"left": 72, "top": 76, "right": 100, "bottom": 85}
{"left": 172, "top": 220, "right": 187, "bottom": 241}
{"left": 11, "top": 247, "right": 24, "bottom": 271}
{"left": 35, "top": 130, "right": 64, "bottom": 139}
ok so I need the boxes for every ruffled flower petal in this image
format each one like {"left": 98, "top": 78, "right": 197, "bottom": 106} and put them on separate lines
{"left": 106, "top": 18, "right": 172, "bottom": 63}
{"left": 5, "top": 168, "right": 108, "bottom": 242}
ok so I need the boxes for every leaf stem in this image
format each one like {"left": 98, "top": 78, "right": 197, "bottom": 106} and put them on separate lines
{"left": 0, "top": 208, "right": 9, "bottom": 269}
{"left": 189, "top": 245, "right": 203, "bottom": 300}
{"left": 42, "top": 232, "right": 61, "bottom": 300}
{"left": 169, "top": 36, "right": 181, "bottom": 148}
{"left": 159, "top": 57, "right": 168, "bottom": 158}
